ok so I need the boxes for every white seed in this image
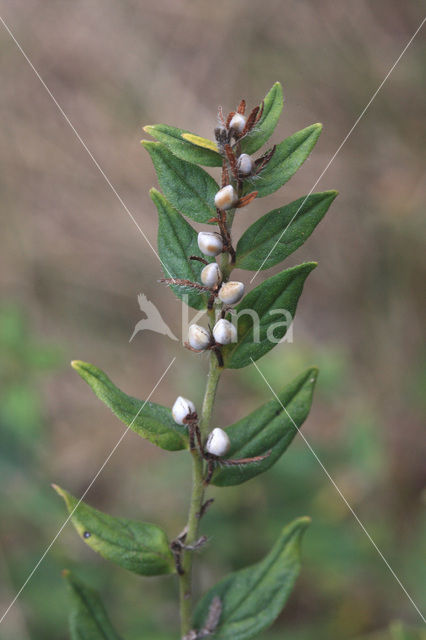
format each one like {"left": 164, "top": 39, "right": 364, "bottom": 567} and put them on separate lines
{"left": 206, "top": 427, "right": 231, "bottom": 457}
{"left": 201, "top": 263, "right": 222, "bottom": 288}
{"left": 237, "top": 153, "right": 254, "bottom": 176}
{"left": 212, "top": 318, "right": 237, "bottom": 345}
{"left": 188, "top": 324, "right": 211, "bottom": 351}
{"left": 214, "top": 185, "right": 238, "bottom": 211}
{"left": 172, "top": 396, "right": 196, "bottom": 425}
{"left": 229, "top": 113, "right": 247, "bottom": 133}
{"left": 218, "top": 281, "right": 245, "bottom": 305}
{"left": 198, "top": 232, "right": 223, "bottom": 257}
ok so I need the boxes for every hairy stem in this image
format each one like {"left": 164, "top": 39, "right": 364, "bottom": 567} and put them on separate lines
{"left": 220, "top": 208, "right": 237, "bottom": 281}
{"left": 179, "top": 354, "right": 222, "bottom": 637}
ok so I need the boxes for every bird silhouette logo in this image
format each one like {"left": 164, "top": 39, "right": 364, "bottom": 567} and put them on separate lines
{"left": 129, "top": 294, "right": 178, "bottom": 342}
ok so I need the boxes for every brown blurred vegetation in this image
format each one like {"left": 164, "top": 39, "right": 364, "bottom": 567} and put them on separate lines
{"left": 0, "top": 1, "right": 425, "bottom": 639}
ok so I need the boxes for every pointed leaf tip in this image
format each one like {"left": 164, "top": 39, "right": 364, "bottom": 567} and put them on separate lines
{"left": 141, "top": 139, "right": 157, "bottom": 150}
{"left": 149, "top": 186, "right": 160, "bottom": 200}
{"left": 308, "top": 367, "right": 319, "bottom": 382}
{"left": 287, "top": 515, "right": 311, "bottom": 534}
{"left": 241, "top": 81, "right": 284, "bottom": 155}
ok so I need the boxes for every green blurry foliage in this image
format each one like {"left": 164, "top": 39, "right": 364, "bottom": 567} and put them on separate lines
{"left": 0, "top": 305, "right": 66, "bottom": 639}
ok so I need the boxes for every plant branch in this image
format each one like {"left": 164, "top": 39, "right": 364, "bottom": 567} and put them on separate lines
{"left": 179, "top": 354, "right": 222, "bottom": 637}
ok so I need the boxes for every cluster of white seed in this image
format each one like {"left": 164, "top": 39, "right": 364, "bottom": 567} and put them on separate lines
{"left": 189, "top": 185, "right": 246, "bottom": 350}
{"left": 172, "top": 105, "right": 261, "bottom": 462}
{"left": 173, "top": 183, "right": 249, "bottom": 458}
{"left": 171, "top": 396, "right": 230, "bottom": 457}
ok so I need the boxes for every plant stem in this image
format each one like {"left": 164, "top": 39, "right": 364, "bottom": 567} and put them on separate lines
{"left": 179, "top": 354, "right": 222, "bottom": 637}
{"left": 220, "top": 207, "right": 237, "bottom": 281}
{"left": 178, "top": 453, "right": 204, "bottom": 637}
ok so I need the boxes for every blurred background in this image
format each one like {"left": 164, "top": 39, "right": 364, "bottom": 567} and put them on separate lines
{"left": 0, "top": 1, "right": 425, "bottom": 639}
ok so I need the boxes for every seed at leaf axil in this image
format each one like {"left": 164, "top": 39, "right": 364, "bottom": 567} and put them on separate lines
{"left": 201, "top": 263, "right": 222, "bottom": 288}
{"left": 214, "top": 185, "right": 238, "bottom": 211}
{"left": 212, "top": 318, "right": 237, "bottom": 345}
{"left": 188, "top": 324, "right": 211, "bottom": 351}
{"left": 218, "top": 281, "right": 245, "bottom": 305}
{"left": 237, "top": 153, "right": 255, "bottom": 176}
{"left": 205, "top": 427, "right": 231, "bottom": 457}
{"left": 172, "top": 396, "right": 196, "bottom": 425}
{"left": 198, "top": 232, "right": 223, "bottom": 257}
{"left": 229, "top": 113, "right": 246, "bottom": 134}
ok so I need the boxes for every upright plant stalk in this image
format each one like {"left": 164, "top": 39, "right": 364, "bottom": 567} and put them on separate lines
{"left": 179, "top": 355, "right": 221, "bottom": 636}
{"left": 58, "top": 82, "right": 337, "bottom": 640}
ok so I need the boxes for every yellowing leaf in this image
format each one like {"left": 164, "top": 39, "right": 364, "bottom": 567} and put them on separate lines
{"left": 181, "top": 133, "right": 218, "bottom": 153}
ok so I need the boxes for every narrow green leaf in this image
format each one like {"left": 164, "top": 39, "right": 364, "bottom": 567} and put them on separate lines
{"left": 142, "top": 141, "right": 218, "bottom": 224}
{"left": 223, "top": 263, "right": 317, "bottom": 369}
{"left": 55, "top": 486, "right": 175, "bottom": 576}
{"left": 64, "top": 570, "right": 123, "bottom": 640}
{"left": 236, "top": 191, "right": 337, "bottom": 271}
{"left": 241, "top": 82, "right": 284, "bottom": 155}
{"left": 71, "top": 360, "right": 187, "bottom": 451}
{"left": 244, "top": 124, "right": 322, "bottom": 198}
{"left": 213, "top": 368, "right": 318, "bottom": 486}
{"left": 143, "top": 124, "right": 222, "bottom": 167}
{"left": 151, "top": 187, "right": 213, "bottom": 310}
{"left": 193, "top": 517, "right": 310, "bottom": 640}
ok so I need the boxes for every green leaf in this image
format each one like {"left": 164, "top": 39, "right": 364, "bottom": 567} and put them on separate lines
{"left": 223, "top": 263, "right": 317, "bottom": 369}
{"left": 151, "top": 187, "right": 213, "bottom": 310}
{"left": 55, "top": 486, "right": 175, "bottom": 576}
{"left": 236, "top": 191, "right": 337, "bottom": 271}
{"left": 193, "top": 517, "right": 310, "bottom": 640}
{"left": 71, "top": 360, "right": 187, "bottom": 451}
{"left": 142, "top": 141, "right": 218, "bottom": 224}
{"left": 143, "top": 124, "right": 222, "bottom": 166}
{"left": 241, "top": 82, "right": 284, "bottom": 155}
{"left": 212, "top": 368, "right": 318, "bottom": 486}
{"left": 244, "top": 124, "right": 322, "bottom": 198}
{"left": 64, "top": 570, "right": 123, "bottom": 640}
